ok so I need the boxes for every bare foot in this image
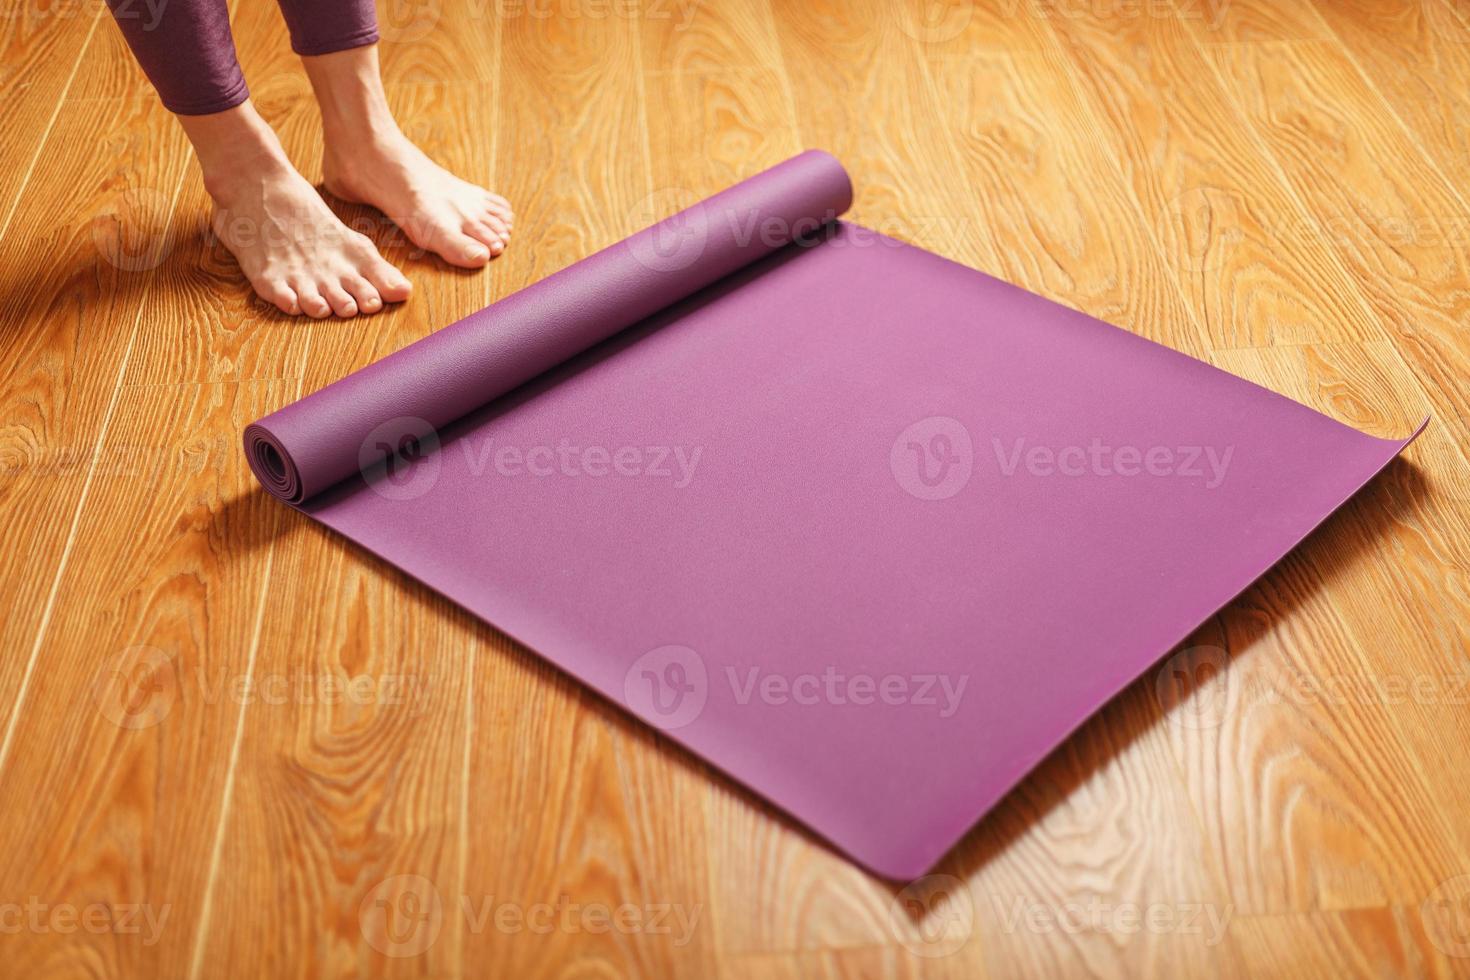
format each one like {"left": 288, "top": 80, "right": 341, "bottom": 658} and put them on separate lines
{"left": 180, "top": 102, "right": 412, "bottom": 318}
{"left": 304, "top": 45, "right": 513, "bottom": 270}
{"left": 323, "top": 130, "right": 514, "bottom": 270}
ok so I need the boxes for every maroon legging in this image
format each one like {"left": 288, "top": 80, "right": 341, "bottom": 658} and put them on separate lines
{"left": 106, "top": 0, "right": 379, "bottom": 115}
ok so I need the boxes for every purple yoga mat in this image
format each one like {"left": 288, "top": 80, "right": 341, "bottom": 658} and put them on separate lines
{"left": 245, "top": 150, "right": 1423, "bottom": 879}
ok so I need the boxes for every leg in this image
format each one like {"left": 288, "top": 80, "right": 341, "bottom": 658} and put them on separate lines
{"left": 180, "top": 103, "right": 412, "bottom": 316}
{"left": 105, "top": 0, "right": 247, "bottom": 115}
{"left": 105, "top": 0, "right": 411, "bottom": 316}
{"left": 287, "top": 38, "right": 514, "bottom": 268}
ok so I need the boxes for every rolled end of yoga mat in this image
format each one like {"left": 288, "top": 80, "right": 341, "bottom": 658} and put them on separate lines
{"left": 244, "top": 149, "right": 854, "bottom": 503}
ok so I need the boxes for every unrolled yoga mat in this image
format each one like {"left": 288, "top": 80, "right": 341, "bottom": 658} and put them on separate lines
{"left": 245, "top": 150, "right": 1424, "bottom": 879}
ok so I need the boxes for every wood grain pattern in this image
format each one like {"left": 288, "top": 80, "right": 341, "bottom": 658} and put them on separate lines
{"left": 0, "top": 0, "right": 101, "bottom": 240}
{"left": 0, "top": 1, "right": 1467, "bottom": 977}
{"left": 1042, "top": 1, "right": 1390, "bottom": 352}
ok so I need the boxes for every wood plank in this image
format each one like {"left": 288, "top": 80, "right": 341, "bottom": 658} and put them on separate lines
{"left": 1223, "top": 907, "right": 1456, "bottom": 979}
{"left": 1193, "top": 34, "right": 1470, "bottom": 501}
{"left": 720, "top": 945, "right": 986, "bottom": 979}
{"left": 375, "top": 0, "right": 500, "bottom": 83}
{"left": 1300, "top": 0, "right": 1470, "bottom": 488}
{"left": 892, "top": 0, "right": 1053, "bottom": 55}
{"left": 1159, "top": 585, "right": 1468, "bottom": 914}
{"left": 922, "top": 52, "right": 1209, "bottom": 353}
{"left": 190, "top": 534, "right": 477, "bottom": 978}
{"left": 1036, "top": 0, "right": 1384, "bottom": 349}
{"left": 768, "top": 0, "right": 1001, "bottom": 271}
{"left": 1308, "top": 0, "right": 1470, "bottom": 190}
{"left": 0, "top": 91, "right": 190, "bottom": 759}
{"left": 0, "top": 0, "right": 101, "bottom": 238}
{"left": 962, "top": 694, "right": 1235, "bottom": 980}
{"left": 0, "top": 379, "right": 285, "bottom": 977}
{"left": 640, "top": 0, "right": 784, "bottom": 72}
{"left": 1180, "top": 0, "right": 1331, "bottom": 43}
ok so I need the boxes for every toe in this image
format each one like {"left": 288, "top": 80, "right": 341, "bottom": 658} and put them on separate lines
{"left": 346, "top": 236, "right": 411, "bottom": 304}
{"left": 293, "top": 281, "right": 332, "bottom": 319}
{"left": 481, "top": 211, "right": 511, "bottom": 241}
{"left": 256, "top": 279, "right": 300, "bottom": 316}
{"left": 485, "top": 197, "right": 513, "bottom": 227}
{"left": 322, "top": 281, "right": 358, "bottom": 318}
{"left": 463, "top": 219, "right": 505, "bottom": 257}
{"left": 433, "top": 227, "right": 491, "bottom": 268}
{"left": 343, "top": 274, "right": 382, "bottom": 314}
{"left": 366, "top": 259, "right": 412, "bottom": 303}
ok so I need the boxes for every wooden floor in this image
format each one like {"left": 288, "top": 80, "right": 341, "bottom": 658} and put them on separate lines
{"left": 1, "top": 0, "right": 1468, "bottom": 976}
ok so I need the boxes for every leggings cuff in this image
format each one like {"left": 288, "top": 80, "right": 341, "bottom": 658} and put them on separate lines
{"left": 165, "top": 75, "right": 250, "bottom": 116}
{"left": 291, "top": 26, "right": 380, "bottom": 57}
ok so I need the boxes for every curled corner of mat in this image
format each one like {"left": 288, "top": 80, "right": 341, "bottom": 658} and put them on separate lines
{"left": 243, "top": 423, "right": 303, "bottom": 504}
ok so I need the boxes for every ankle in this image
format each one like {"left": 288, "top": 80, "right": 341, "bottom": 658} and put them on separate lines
{"left": 178, "top": 102, "right": 295, "bottom": 203}
{"left": 323, "top": 117, "right": 406, "bottom": 172}
{"left": 302, "top": 47, "right": 402, "bottom": 153}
